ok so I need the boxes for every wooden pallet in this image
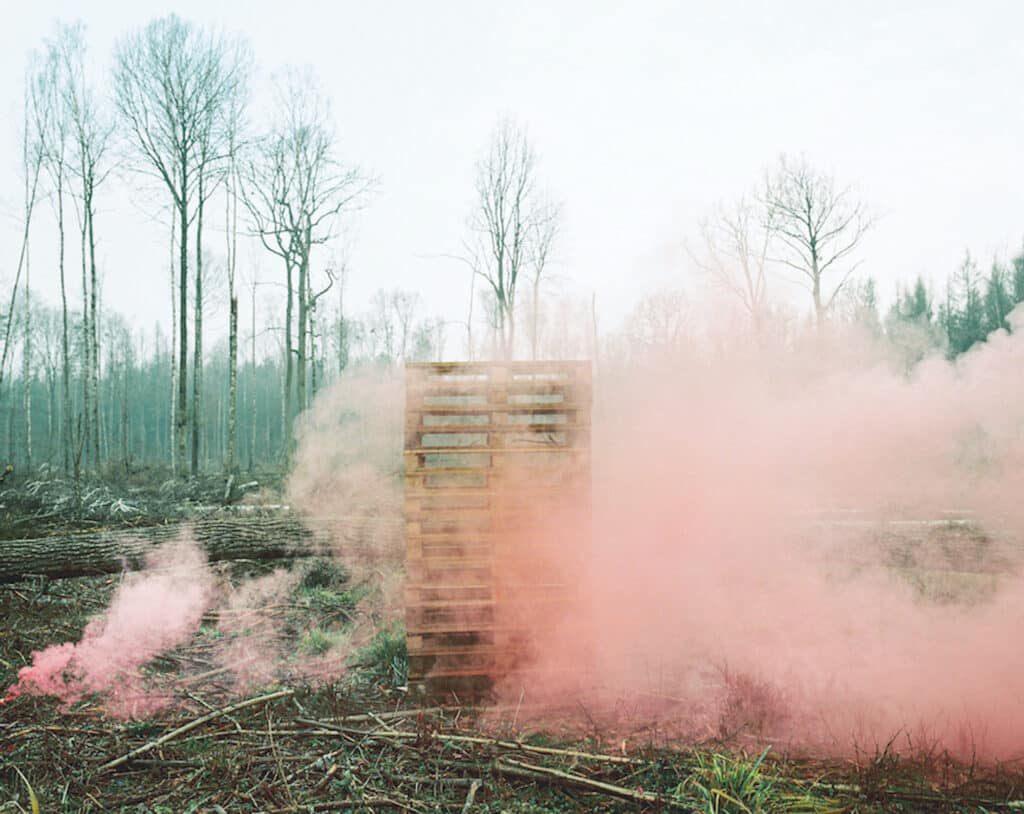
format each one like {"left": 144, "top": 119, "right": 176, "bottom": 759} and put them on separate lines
{"left": 404, "top": 361, "right": 592, "bottom": 696}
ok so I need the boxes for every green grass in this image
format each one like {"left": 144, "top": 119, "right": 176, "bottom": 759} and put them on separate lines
{"left": 676, "top": 749, "right": 843, "bottom": 814}
{"left": 299, "top": 627, "right": 338, "bottom": 656}
{"left": 354, "top": 624, "right": 408, "bottom": 687}
{"left": 296, "top": 584, "right": 366, "bottom": 613}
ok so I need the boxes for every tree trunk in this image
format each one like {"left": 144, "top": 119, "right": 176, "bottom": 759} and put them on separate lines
{"left": 23, "top": 235, "right": 32, "bottom": 473}
{"left": 57, "top": 170, "right": 71, "bottom": 475}
{"left": 87, "top": 186, "right": 100, "bottom": 470}
{"left": 177, "top": 189, "right": 189, "bottom": 478}
{"left": 192, "top": 173, "right": 204, "bottom": 477}
{"left": 226, "top": 168, "right": 238, "bottom": 475}
{"left": 169, "top": 207, "right": 178, "bottom": 476}
{"left": 310, "top": 299, "right": 318, "bottom": 400}
{"left": 121, "top": 334, "right": 130, "bottom": 473}
{"left": 337, "top": 275, "right": 348, "bottom": 375}
{"left": 79, "top": 214, "right": 91, "bottom": 469}
{"left": 227, "top": 292, "right": 238, "bottom": 473}
{"left": 531, "top": 280, "right": 540, "bottom": 361}
{"left": 249, "top": 277, "right": 256, "bottom": 472}
{"left": 283, "top": 260, "right": 294, "bottom": 454}
{"left": 297, "top": 247, "right": 308, "bottom": 415}
{"left": 44, "top": 367, "right": 53, "bottom": 465}
{"left": 0, "top": 517, "right": 319, "bottom": 583}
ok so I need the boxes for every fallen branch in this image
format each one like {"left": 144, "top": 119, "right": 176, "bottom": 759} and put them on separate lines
{"left": 495, "top": 756, "right": 688, "bottom": 809}
{"left": 98, "top": 688, "right": 294, "bottom": 772}
{"left": 460, "top": 779, "right": 482, "bottom": 813}
{"left": 295, "top": 718, "right": 642, "bottom": 765}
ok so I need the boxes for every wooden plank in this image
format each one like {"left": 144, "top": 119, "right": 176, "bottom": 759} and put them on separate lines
{"left": 404, "top": 360, "right": 591, "bottom": 690}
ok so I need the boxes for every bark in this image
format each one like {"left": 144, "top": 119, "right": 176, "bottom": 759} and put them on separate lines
{"left": 283, "top": 261, "right": 294, "bottom": 451}
{"left": 227, "top": 292, "right": 238, "bottom": 473}
{"left": 297, "top": 244, "right": 308, "bottom": 414}
{"left": 87, "top": 188, "right": 100, "bottom": 468}
{"left": 46, "top": 368, "right": 55, "bottom": 465}
{"left": 169, "top": 207, "right": 178, "bottom": 475}
{"left": 57, "top": 169, "right": 71, "bottom": 475}
{"left": 226, "top": 160, "right": 238, "bottom": 474}
{"left": 80, "top": 203, "right": 91, "bottom": 466}
{"left": 531, "top": 280, "right": 540, "bottom": 361}
{"left": 192, "top": 172, "right": 204, "bottom": 476}
{"left": 23, "top": 239, "right": 32, "bottom": 472}
{"left": 121, "top": 336, "right": 130, "bottom": 472}
{"left": 249, "top": 277, "right": 256, "bottom": 472}
{"left": 0, "top": 517, "right": 318, "bottom": 583}
{"left": 177, "top": 189, "right": 189, "bottom": 478}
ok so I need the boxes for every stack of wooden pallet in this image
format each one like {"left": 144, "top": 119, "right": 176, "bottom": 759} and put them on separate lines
{"left": 404, "top": 361, "right": 592, "bottom": 697}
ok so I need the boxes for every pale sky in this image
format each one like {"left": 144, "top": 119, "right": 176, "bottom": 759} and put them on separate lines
{"left": 2, "top": 1, "right": 1022, "bottom": 348}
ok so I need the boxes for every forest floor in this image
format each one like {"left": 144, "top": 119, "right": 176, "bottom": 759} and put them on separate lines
{"left": 2, "top": 478, "right": 1023, "bottom": 812}
{"left": 2, "top": 564, "right": 1024, "bottom": 813}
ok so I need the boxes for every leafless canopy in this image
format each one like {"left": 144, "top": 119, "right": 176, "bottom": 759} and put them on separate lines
{"left": 761, "top": 154, "right": 874, "bottom": 323}
{"left": 465, "top": 119, "right": 559, "bottom": 360}
{"left": 692, "top": 196, "right": 771, "bottom": 335}
{"left": 113, "top": 14, "right": 249, "bottom": 476}
{"left": 243, "top": 67, "right": 370, "bottom": 271}
{"left": 242, "top": 66, "right": 370, "bottom": 437}
{"left": 113, "top": 16, "right": 248, "bottom": 214}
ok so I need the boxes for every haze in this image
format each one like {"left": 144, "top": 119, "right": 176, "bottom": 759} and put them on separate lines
{"left": 2, "top": 0, "right": 1022, "bottom": 340}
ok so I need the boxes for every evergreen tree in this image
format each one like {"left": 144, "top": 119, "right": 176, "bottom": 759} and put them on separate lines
{"left": 1011, "top": 248, "right": 1024, "bottom": 305}
{"left": 944, "top": 252, "right": 986, "bottom": 356}
{"left": 983, "top": 261, "right": 1013, "bottom": 334}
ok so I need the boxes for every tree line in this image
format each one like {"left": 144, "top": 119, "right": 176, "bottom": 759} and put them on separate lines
{"left": 1, "top": 17, "right": 1022, "bottom": 481}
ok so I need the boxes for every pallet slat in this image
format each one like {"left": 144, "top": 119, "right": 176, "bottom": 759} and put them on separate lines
{"left": 404, "top": 360, "right": 591, "bottom": 697}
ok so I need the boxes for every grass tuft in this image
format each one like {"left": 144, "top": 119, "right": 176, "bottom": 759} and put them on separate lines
{"left": 14, "top": 767, "right": 40, "bottom": 814}
{"left": 677, "top": 749, "right": 842, "bottom": 814}
{"left": 354, "top": 624, "right": 408, "bottom": 688}
{"left": 299, "top": 627, "right": 337, "bottom": 656}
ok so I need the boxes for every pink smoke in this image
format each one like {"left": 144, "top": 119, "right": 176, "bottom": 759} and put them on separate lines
{"left": 492, "top": 308, "right": 1024, "bottom": 760}
{"left": 8, "top": 536, "right": 215, "bottom": 717}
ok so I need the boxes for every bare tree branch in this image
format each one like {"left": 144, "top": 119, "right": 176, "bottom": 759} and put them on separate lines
{"left": 760, "top": 154, "right": 875, "bottom": 324}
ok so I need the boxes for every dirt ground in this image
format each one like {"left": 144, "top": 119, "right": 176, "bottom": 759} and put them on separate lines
{"left": 2, "top": 476, "right": 1023, "bottom": 812}
{"left": 3, "top": 567, "right": 1024, "bottom": 813}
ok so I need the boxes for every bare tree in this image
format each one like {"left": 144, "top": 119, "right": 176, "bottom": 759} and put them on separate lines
{"left": 464, "top": 119, "right": 559, "bottom": 360}
{"left": 114, "top": 14, "right": 248, "bottom": 476}
{"left": 368, "top": 289, "right": 396, "bottom": 362}
{"left": 243, "top": 66, "right": 369, "bottom": 442}
{"left": 224, "top": 96, "right": 243, "bottom": 474}
{"left": 1, "top": 58, "right": 48, "bottom": 399}
{"left": 761, "top": 155, "right": 873, "bottom": 325}
{"left": 390, "top": 289, "right": 420, "bottom": 362}
{"left": 59, "top": 22, "right": 113, "bottom": 471}
{"left": 32, "top": 34, "right": 73, "bottom": 473}
{"left": 692, "top": 196, "right": 771, "bottom": 336}
{"left": 528, "top": 201, "right": 559, "bottom": 360}
{"left": 333, "top": 261, "right": 350, "bottom": 375}
{"left": 626, "top": 288, "right": 689, "bottom": 360}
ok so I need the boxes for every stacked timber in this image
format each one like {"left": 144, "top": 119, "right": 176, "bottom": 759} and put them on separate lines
{"left": 404, "top": 361, "right": 592, "bottom": 697}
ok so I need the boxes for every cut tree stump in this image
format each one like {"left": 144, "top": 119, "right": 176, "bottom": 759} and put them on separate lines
{"left": 0, "top": 516, "right": 320, "bottom": 583}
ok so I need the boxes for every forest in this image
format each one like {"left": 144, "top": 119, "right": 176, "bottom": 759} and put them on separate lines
{"left": 1, "top": 17, "right": 1023, "bottom": 481}
{"left": 5, "top": 10, "right": 1024, "bottom": 814}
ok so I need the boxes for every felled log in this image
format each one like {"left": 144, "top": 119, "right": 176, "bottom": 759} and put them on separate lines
{"left": 0, "top": 516, "right": 320, "bottom": 583}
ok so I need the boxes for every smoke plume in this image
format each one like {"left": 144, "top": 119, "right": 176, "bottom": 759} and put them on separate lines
{"left": 498, "top": 307, "right": 1024, "bottom": 760}
{"left": 9, "top": 535, "right": 215, "bottom": 717}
